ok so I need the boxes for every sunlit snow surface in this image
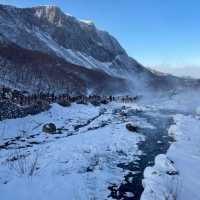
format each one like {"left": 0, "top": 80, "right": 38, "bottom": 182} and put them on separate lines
{"left": 0, "top": 102, "right": 200, "bottom": 200}
{"left": 0, "top": 103, "right": 145, "bottom": 200}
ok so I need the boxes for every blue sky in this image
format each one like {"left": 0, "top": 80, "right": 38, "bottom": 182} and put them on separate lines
{"left": 1, "top": 0, "right": 200, "bottom": 68}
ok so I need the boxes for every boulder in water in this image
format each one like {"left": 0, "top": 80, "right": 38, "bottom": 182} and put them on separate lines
{"left": 126, "top": 123, "right": 138, "bottom": 132}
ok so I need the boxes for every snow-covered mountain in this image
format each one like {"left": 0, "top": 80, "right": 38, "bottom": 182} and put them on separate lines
{"left": 1, "top": 5, "right": 200, "bottom": 200}
{"left": 0, "top": 4, "right": 199, "bottom": 95}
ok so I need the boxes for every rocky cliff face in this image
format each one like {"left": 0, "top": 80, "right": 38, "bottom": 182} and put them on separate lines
{"left": 0, "top": 5, "right": 126, "bottom": 62}
{"left": 0, "top": 4, "right": 198, "bottom": 95}
{"left": 0, "top": 37, "right": 128, "bottom": 95}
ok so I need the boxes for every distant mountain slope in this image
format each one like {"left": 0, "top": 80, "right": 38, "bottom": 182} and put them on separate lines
{"left": 0, "top": 4, "right": 199, "bottom": 95}
{"left": 0, "top": 5, "right": 126, "bottom": 63}
{"left": 0, "top": 36, "right": 128, "bottom": 95}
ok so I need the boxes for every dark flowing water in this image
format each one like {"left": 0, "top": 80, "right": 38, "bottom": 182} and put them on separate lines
{"left": 109, "top": 110, "right": 175, "bottom": 200}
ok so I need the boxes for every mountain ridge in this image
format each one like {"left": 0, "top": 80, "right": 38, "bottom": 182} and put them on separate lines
{"left": 0, "top": 4, "right": 199, "bottom": 96}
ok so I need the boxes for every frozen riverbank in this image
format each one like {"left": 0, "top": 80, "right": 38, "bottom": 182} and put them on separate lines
{"left": 141, "top": 114, "right": 200, "bottom": 200}
{"left": 1, "top": 101, "right": 199, "bottom": 200}
{"left": 109, "top": 109, "right": 174, "bottom": 200}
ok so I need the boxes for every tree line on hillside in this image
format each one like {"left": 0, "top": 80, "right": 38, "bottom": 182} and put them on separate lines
{"left": 0, "top": 85, "right": 138, "bottom": 106}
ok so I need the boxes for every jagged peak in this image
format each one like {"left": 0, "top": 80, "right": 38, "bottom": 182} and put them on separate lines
{"left": 34, "top": 5, "right": 95, "bottom": 27}
{"left": 31, "top": 5, "right": 61, "bottom": 13}
{"left": 35, "top": 5, "right": 59, "bottom": 9}
{"left": 31, "top": 5, "right": 81, "bottom": 25}
{"left": 0, "top": 3, "right": 127, "bottom": 61}
{"left": 31, "top": 5, "right": 62, "bottom": 16}
{"left": 0, "top": 4, "right": 62, "bottom": 17}
{"left": 0, "top": 4, "right": 95, "bottom": 28}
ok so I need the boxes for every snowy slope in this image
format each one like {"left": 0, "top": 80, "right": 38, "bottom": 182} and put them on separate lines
{"left": 1, "top": 98, "right": 200, "bottom": 199}
{"left": 0, "top": 4, "right": 126, "bottom": 64}
{"left": 34, "top": 29, "right": 113, "bottom": 71}
{"left": 1, "top": 4, "right": 199, "bottom": 95}
{"left": 0, "top": 103, "right": 145, "bottom": 200}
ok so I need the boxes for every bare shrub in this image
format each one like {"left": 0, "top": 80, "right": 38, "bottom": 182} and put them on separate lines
{"left": 7, "top": 149, "right": 39, "bottom": 177}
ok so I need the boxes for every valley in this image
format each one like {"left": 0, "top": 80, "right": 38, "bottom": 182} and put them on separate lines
{"left": 0, "top": 3, "right": 200, "bottom": 200}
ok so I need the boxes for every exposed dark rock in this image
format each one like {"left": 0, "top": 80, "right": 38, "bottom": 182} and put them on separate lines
{"left": 101, "top": 99, "right": 109, "bottom": 104}
{"left": 166, "top": 170, "right": 179, "bottom": 176}
{"left": 42, "top": 123, "right": 57, "bottom": 134}
{"left": 57, "top": 100, "right": 71, "bottom": 107}
{"left": 119, "top": 111, "right": 127, "bottom": 117}
{"left": 126, "top": 123, "right": 138, "bottom": 132}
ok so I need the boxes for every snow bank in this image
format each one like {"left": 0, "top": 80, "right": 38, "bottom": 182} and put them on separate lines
{"left": 141, "top": 114, "right": 200, "bottom": 200}
{"left": 0, "top": 102, "right": 144, "bottom": 200}
{"left": 0, "top": 103, "right": 99, "bottom": 142}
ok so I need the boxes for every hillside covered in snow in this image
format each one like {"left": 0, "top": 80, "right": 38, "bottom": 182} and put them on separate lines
{"left": 0, "top": 98, "right": 200, "bottom": 200}
{"left": 0, "top": 4, "right": 199, "bottom": 96}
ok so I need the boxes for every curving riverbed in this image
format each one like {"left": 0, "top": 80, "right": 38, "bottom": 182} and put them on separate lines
{"left": 109, "top": 110, "right": 175, "bottom": 200}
